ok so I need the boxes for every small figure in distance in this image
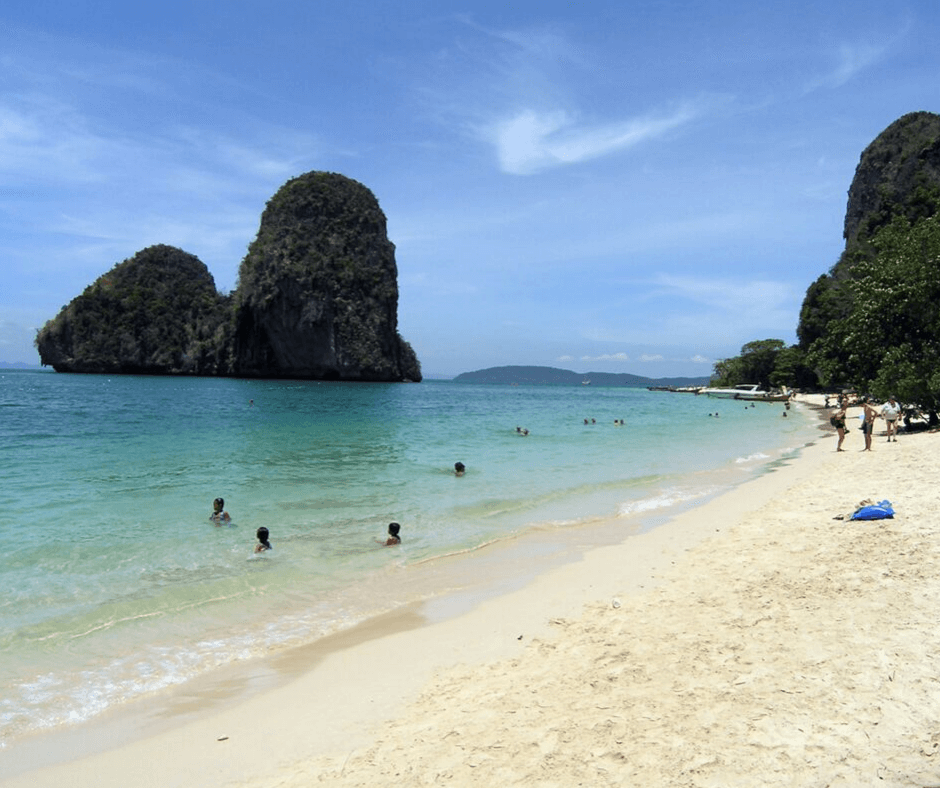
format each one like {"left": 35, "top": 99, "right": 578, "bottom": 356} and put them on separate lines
{"left": 859, "top": 397, "right": 880, "bottom": 451}
{"left": 210, "top": 497, "right": 231, "bottom": 523}
{"left": 881, "top": 396, "right": 901, "bottom": 442}
{"left": 454, "top": 462, "right": 465, "bottom": 477}
{"left": 830, "top": 402, "right": 848, "bottom": 451}
{"left": 377, "top": 522, "right": 401, "bottom": 546}
{"left": 254, "top": 527, "right": 272, "bottom": 553}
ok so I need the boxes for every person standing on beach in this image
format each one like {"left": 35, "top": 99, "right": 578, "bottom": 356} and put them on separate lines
{"left": 830, "top": 404, "right": 848, "bottom": 451}
{"left": 881, "top": 396, "right": 901, "bottom": 441}
{"left": 859, "top": 399, "right": 880, "bottom": 451}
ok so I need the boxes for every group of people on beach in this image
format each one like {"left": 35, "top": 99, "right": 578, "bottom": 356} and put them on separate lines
{"left": 829, "top": 394, "right": 902, "bottom": 451}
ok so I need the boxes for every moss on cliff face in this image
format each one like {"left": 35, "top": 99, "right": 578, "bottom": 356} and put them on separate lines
{"left": 35, "top": 172, "right": 422, "bottom": 382}
{"left": 36, "top": 245, "right": 231, "bottom": 374}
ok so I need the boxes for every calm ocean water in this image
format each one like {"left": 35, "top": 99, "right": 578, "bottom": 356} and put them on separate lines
{"left": 0, "top": 370, "right": 819, "bottom": 749}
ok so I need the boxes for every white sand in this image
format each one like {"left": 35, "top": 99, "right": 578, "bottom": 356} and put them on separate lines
{"left": 6, "top": 398, "right": 940, "bottom": 788}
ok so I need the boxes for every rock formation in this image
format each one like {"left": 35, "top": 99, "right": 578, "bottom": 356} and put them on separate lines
{"left": 35, "top": 245, "right": 231, "bottom": 374}
{"left": 231, "top": 172, "right": 420, "bottom": 381}
{"left": 36, "top": 172, "right": 421, "bottom": 382}
{"left": 797, "top": 111, "right": 940, "bottom": 349}
{"left": 843, "top": 111, "right": 940, "bottom": 249}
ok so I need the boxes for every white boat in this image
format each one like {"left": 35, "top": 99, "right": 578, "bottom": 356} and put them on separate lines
{"left": 699, "top": 384, "right": 789, "bottom": 401}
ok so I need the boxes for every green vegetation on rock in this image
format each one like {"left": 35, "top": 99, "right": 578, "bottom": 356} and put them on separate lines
{"left": 714, "top": 111, "right": 940, "bottom": 420}
{"left": 35, "top": 173, "right": 421, "bottom": 382}
{"left": 35, "top": 245, "right": 231, "bottom": 374}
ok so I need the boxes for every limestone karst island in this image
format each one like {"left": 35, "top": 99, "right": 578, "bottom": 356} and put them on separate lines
{"left": 35, "top": 172, "right": 422, "bottom": 382}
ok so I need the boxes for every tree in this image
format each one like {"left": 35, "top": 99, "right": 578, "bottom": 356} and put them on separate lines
{"left": 712, "top": 339, "right": 786, "bottom": 390}
{"left": 807, "top": 213, "right": 940, "bottom": 419}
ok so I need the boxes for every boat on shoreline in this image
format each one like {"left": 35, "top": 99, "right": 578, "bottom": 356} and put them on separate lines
{"left": 698, "top": 384, "right": 791, "bottom": 402}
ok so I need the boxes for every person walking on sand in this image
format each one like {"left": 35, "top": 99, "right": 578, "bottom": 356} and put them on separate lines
{"left": 881, "top": 396, "right": 901, "bottom": 441}
{"left": 830, "top": 403, "right": 848, "bottom": 451}
{"left": 859, "top": 398, "right": 880, "bottom": 451}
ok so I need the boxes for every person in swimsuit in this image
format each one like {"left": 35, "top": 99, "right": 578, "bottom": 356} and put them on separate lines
{"left": 210, "top": 497, "right": 231, "bottom": 523}
{"left": 881, "top": 396, "right": 901, "bottom": 441}
{"left": 377, "top": 522, "right": 401, "bottom": 546}
{"left": 859, "top": 398, "right": 880, "bottom": 451}
{"left": 830, "top": 405, "right": 847, "bottom": 451}
{"left": 254, "top": 527, "right": 272, "bottom": 552}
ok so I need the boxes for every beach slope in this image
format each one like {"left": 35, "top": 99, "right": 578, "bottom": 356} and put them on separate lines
{"left": 7, "top": 415, "right": 940, "bottom": 788}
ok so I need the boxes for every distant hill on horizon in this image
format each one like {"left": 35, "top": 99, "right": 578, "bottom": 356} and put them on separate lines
{"left": 452, "top": 365, "right": 710, "bottom": 387}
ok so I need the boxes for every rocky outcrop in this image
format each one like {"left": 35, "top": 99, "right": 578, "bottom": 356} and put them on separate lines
{"left": 36, "top": 172, "right": 421, "bottom": 381}
{"left": 797, "top": 112, "right": 940, "bottom": 349}
{"left": 231, "top": 172, "right": 420, "bottom": 381}
{"left": 843, "top": 111, "right": 940, "bottom": 249}
{"left": 35, "top": 245, "right": 231, "bottom": 374}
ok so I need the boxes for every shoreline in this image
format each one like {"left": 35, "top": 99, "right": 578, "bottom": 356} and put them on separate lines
{"left": 9, "top": 396, "right": 939, "bottom": 786}
{"left": 1, "top": 396, "right": 835, "bottom": 787}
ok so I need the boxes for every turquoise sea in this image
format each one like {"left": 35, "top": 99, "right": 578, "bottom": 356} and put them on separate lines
{"left": 0, "top": 370, "right": 820, "bottom": 754}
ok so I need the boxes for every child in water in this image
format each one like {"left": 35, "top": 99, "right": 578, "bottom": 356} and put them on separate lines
{"left": 377, "top": 522, "right": 401, "bottom": 546}
{"left": 210, "top": 497, "right": 231, "bottom": 523}
{"left": 454, "top": 462, "right": 465, "bottom": 476}
{"left": 255, "top": 527, "right": 272, "bottom": 553}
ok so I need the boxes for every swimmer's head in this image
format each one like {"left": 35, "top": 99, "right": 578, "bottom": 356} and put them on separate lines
{"left": 213, "top": 497, "right": 224, "bottom": 512}
{"left": 388, "top": 522, "right": 400, "bottom": 538}
{"left": 256, "top": 527, "right": 269, "bottom": 542}
{"left": 454, "top": 462, "right": 465, "bottom": 473}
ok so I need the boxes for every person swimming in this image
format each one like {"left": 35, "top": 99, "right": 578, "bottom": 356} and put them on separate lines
{"left": 454, "top": 462, "right": 465, "bottom": 476}
{"left": 377, "top": 522, "right": 401, "bottom": 546}
{"left": 254, "top": 527, "right": 272, "bottom": 552}
{"left": 210, "top": 497, "right": 231, "bottom": 523}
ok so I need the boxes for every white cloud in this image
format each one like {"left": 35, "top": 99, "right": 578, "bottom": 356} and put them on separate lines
{"left": 638, "top": 354, "right": 663, "bottom": 362}
{"left": 485, "top": 104, "right": 699, "bottom": 175}
{"left": 579, "top": 352, "right": 630, "bottom": 362}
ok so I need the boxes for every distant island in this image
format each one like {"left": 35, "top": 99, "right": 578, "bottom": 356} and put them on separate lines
{"left": 453, "top": 365, "right": 710, "bottom": 387}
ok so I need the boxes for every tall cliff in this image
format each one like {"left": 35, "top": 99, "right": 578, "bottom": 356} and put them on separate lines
{"left": 231, "top": 172, "right": 420, "bottom": 381}
{"left": 36, "top": 172, "right": 421, "bottom": 382}
{"left": 842, "top": 111, "right": 940, "bottom": 249}
{"left": 797, "top": 111, "right": 940, "bottom": 349}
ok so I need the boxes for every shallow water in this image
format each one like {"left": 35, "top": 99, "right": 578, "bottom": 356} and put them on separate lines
{"left": 0, "top": 371, "right": 818, "bottom": 747}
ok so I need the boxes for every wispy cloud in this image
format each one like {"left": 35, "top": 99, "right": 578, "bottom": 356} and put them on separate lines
{"left": 580, "top": 352, "right": 631, "bottom": 362}
{"left": 483, "top": 104, "right": 700, "bottom": 175}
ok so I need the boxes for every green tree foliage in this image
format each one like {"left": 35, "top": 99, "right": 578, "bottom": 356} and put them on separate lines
{"left": 807, "top": 214, "right": 940, "bottom": 418}
{"left": 712, "top": 340, "right": 786, "bottom": 390}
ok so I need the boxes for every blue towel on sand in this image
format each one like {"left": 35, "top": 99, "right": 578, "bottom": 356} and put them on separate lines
{"left": 850, "top": 500, "right": 894, "bottom": 520}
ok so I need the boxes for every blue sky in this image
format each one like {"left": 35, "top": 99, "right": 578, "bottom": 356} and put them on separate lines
{"left": 1, "top": 1, "right": 936, "bottom": 377}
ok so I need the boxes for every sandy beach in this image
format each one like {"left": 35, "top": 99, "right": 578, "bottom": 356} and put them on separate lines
{"left": 5, "top": 396, "right": 940, "bottom": 788}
